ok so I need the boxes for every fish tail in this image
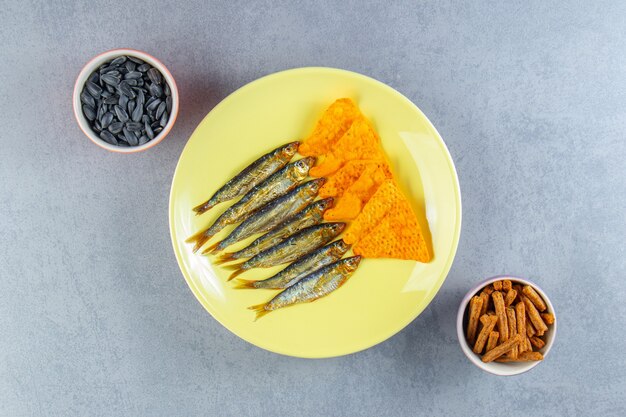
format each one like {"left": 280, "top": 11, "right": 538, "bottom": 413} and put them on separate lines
{"left": 201, "top": 241, "right": 221, "bottom": 255}
{"left": 185, "top": 230, "right": 213, "bottom": 253}
{"left": 217, "top": 252, "right": 235, "bottom": 262}
{"left": 248, "top": 303, "right": 271, "bottom": 320}
{"left": 233, "top": 279, "right": 257, "bottom": 289}
{"left": 192, "top": 199, "right": 216, "bottom": 215}
{"left": 224, "top": 261, "right": 246, "bottom": 271}
{"left": 225, "top": 261, "right": 247, "bottom": 281}
{"left": 227, "top": 268, "right": 246, "bottom": 281}
{"left": 213, "top": 254, "right": 234, "bottom": 266}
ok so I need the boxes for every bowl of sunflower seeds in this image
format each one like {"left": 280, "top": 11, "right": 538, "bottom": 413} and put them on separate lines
{"left": 73, "top": 48, "right": 179, "bottom": 153}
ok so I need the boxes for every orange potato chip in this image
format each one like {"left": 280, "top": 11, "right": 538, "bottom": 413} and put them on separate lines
{"left": 309, "top": 117, "right": 386, "bottom": 177}
{"left": 324, "top": 165, "right": 391, "bottom": 221}
{"left": 343, "top": 180, "right": 400, "bottom": 244}
{"left": 318, "top": 160, "right": 390, "bottom": 199}
{"left": 298, "top": 98, "right": 361, "bottom": 157}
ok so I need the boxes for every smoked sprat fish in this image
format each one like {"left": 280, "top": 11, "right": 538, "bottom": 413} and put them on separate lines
{"left": 226, "top": 222, "right": 346, "bottom": 280}
{"left": 248, "top": 256, "right": 362, "bottom": 320}
{"left": 186, "top": 157, "right": 315, "bottom": 252}
{"left": 235, "top": 240, "right": 350, "bottom": 289}
{"left": 192, "top": 141, "right": 299, "bottom": 215}
{"left": 215, "top": 197, "right": 334, "bottom": 261}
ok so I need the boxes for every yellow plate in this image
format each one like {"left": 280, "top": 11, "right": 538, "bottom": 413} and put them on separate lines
{"left": 169, "top": 67, "right": 461, "bottom": 358}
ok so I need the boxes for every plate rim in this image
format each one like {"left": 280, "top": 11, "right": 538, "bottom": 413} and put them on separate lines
{"left": 169, "top": 66, "right": 462, "bottom": 358}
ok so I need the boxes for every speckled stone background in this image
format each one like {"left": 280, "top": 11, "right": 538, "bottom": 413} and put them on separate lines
{"left": 1, "top": 1, "right": 625, "bottom": 416}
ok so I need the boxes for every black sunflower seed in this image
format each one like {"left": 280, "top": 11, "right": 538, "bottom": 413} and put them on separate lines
{"left": 131, "top": 102, "right": 143, "bottom": 122}
{"left": 166, "top": 96, "right": 172, "bottom": 113}
{"left": 147, "top": 98, "right": 161, "bottom": 112}
{"left": 99, "top": 66, "right": 114, "bottom": 75}
{"left": 144, "top": 120, "right": 154, "bottom": 139}
{"left": 124, "top": 61, "right": 136, "bottom": 72}
{"left": 108, "top": 121, "right": 124, "bottom": 134}
{"left": 128, "top": 99, "right": 136, "bottom": 114}
{"left": 137, "top": 63, "right": 151, "bottom": 72}
{"left": 125, "top": 79, "right": 138, "bottom": 87}
{"left": 105, "top": 84, "right": 115, "bottom": 94}
{"left": 147, "top": 68, "right": 162, "bottom": 85}
{"left": 85, "top": 81, "right": 102, "bottom": 98}
{"left": 101, "top": 112, "right": 114, "bottom": 128}
{"left": 148, "top": 83, "right": 163, "bottom": 98}
{"left": 154, "top": 126, "right": 163, "bottom": 134}
{"left": 88, "top": 72, "right": 99, "bottom": 84}
{"left": 104, "top": 95, "right": 118, "bottom": 105}
{"left": 123, "top": 127, "right": 138, "bottom": 146}
{"left": 96, "top": 103, "right": 105, "bottom": 121}
{"left": 159, "top": 110, "right": 169, "bottom": 127}
{"left": 82, "top": 104, "right": 96, "bottom": 121}
{"left": 100, "top": 130, "right": 118, "bottom": 145}
{"left": 145, "top": 96, "right": 157, "bottom": 108}
{"left": 101, "top": 74, "right": 120, "bottom": 86}
{"left": 80, "top": 89, "right": 95, "bottom": 107}
{"left": 138, "top": 135, "right": 149, "bottom": 145}
{"left": 110, "top": 56, "right": 127, "bottom": 66}
{"left": 118, "top": 80, "right": 135, "bottom": 98}
{"left": 118, "top": 94, "right": 129, "bottom": 109}
{"left": 136, "top": 89, "right": 145, "bottom": 107}
{"left": 105, "top": 70, "right": 120, "bottom": 76}
{"left": 155, "top": 101, "right": 166, "bottom": 119}
{"left": 128, "top": 56, "right": 144, "bottom": 64}
{"left": 93, "top": 120, "right": 102, "bottom": 131}
{"left": 164, "top": 83, "right": 171, "bottom": 96}
{"left": 126, "top": 121, "right": 143, "bottom": 132}
{"left": 114, "top": 105, "right": 129, "bottom": 123}
{"left": 124, "top": 71, "right": 142, "bottom": 80}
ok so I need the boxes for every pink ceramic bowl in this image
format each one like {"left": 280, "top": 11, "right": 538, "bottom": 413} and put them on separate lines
{"left": 456, "top": 275, "right": 557, "bottom": 376}
{"left": 72, "top": 48, "right": 179, "bottom": 153}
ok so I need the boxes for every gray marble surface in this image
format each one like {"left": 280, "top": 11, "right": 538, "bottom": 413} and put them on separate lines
{"left": 1, "top": 1, "right": 625, "bottom": 416}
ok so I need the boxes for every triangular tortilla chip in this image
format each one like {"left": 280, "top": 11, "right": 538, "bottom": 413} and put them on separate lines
{"left": 324, "top": 165, "right": 391, "bottom": 221}
{"left": 309, "top": 117, "right": 386, "bottom": 177}
{"left": 298, "top": 98, "right": 361, "bottom": 156}
{"left": 342, "top": 180, "right": 400, "bottom": 244}
{"left": 353, "top": 205, "right": 430, "bottom": 262}
{"left": 318, "top": 160, "right": 389, "bottom": 199}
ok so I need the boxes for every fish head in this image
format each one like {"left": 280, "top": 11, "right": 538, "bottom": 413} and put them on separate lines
{"left": 342, "top": 255, "right": 362, "bottom": 272}
{"left": 302, "top": 177, "right": 327, "bottom": 195}
{"left": 324, "top": 222, "right": 346, "bottom": 238}
{"left": 291, "top": 157, "right": 316, "bottom": 181}
{"left": 315, "top": 197, "right": 334, "bottom": 212}
{"left": 281, "top": 141, "right": 300, "bottom": 159}
{"left": 330, "top": 239, "right": 351, "bottom": 257}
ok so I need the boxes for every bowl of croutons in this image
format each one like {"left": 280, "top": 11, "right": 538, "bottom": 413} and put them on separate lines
{"left": 457, "top": 276, "right": 557, "bottom": 376}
